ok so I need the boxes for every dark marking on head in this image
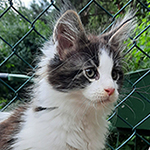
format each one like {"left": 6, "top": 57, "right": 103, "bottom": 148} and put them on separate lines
{"left": 48, "top": 37, "right": 100, "bottom": 92}
{"left": 46, "top": 10, "right": 136, "bottom": 94}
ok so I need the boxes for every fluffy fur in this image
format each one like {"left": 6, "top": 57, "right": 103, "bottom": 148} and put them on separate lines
{"left": 0, "top": 10, "right": 136, "bottom": 150}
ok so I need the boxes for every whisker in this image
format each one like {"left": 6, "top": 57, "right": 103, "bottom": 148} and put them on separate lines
{"left": 77, "top": 99, "right": 93, "bottom": 127}
{"left": 128, "top": 95, "right": 146, "bottom": 109}
{"left": 117, "top": 98, "right": 136, "bottom": 119}
{"left": 72, "top": 98, "right": 91, "bottom": 127}
{"left": 93, "top": 102, "right": 103, "bottom": 128}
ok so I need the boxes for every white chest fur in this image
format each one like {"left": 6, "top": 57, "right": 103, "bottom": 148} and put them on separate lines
{"left": 12, "top": 96, "right": 110, "bottom": 150}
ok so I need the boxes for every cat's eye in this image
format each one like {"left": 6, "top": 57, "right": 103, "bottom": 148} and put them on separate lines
{"left": 112, "top": 70, "right": 119, "bottom": 80}
{"left": 84, "top": 68, "right": 97, "bottom": 79}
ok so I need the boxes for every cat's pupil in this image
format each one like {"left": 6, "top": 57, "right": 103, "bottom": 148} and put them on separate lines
{"left": 112, "top": 70, "right": 119, "bottom": 80}
{"left": 85, "top": 68, "right": 97, "bottom": 79}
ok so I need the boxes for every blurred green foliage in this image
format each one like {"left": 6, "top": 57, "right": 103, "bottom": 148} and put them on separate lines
{"left": 0, "top": 0, "right": 53, "bottom": 103}
{"left": 0, "top": 0, "right": 52, "bottom": 74}
{"left": 125, "top": 9, "right": 150, "bottom": 72}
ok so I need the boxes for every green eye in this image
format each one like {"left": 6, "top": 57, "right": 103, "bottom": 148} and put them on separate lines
{"left": 85, "top": 68, "right": 97, "bottom": 79}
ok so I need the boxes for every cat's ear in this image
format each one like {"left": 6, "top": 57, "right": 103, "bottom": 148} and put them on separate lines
{"left": 102, "top": 11, "right": 136, "bottom": 52}
{"left": 53, "top": 10, "right": 88, "bottom": 60}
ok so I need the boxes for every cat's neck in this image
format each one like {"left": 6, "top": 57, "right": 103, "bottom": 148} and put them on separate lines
{"left": 12, "top": 78, "right": 111, "bottom": 150}
{"left": 33, "top": 78, "right": 112, "bottom": 118}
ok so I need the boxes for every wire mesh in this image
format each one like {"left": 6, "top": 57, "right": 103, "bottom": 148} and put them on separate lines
{"left": 0, "top": 0, "right": 150, "bottom": 149}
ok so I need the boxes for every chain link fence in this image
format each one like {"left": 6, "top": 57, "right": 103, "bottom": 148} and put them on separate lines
{"left": 0, "top": 0, "right": 150, "bottom": 149}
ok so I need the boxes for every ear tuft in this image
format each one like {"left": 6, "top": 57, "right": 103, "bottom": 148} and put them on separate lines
{"left": 102, "top": 11, "right": 137, "bottom": 52}
{"left": 53, "top": 10, "right": 87, "bottom": 60}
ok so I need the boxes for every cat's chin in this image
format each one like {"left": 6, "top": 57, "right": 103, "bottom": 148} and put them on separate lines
{"left": 84, "top": 96, "right": 116, "bottom": 108}
{"left": 95, "top": 98, "right": 115, "bottom": 106}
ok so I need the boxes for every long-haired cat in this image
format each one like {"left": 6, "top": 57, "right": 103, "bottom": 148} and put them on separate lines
{"left": 0, "top": 9, "right": 136, "bottom": 150}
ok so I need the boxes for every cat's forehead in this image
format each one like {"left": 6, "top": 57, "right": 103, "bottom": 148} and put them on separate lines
{"left": 87, "top": 34, "right": 116, "bottom": 55}
{"left": 77, "top": 39, "right": 100, "bottom": 67}
{"left": 78, "top": 35, "right": 114, "bottom": 66}
{"left": 56, "top": 34, "right": 119, "bottom": 70}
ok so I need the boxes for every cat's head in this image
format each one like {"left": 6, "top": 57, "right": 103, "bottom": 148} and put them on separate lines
{"left": 46, "top": 10, "right": 136, "bottom": 107}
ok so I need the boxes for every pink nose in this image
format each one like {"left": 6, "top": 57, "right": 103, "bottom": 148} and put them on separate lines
{"left": 104, "top": 88, "right": 115, "bottom": 96}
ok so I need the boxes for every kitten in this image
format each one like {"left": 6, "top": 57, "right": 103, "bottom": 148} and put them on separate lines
{"left": 0, "top": 10, "right": 136, "bottom": 150}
